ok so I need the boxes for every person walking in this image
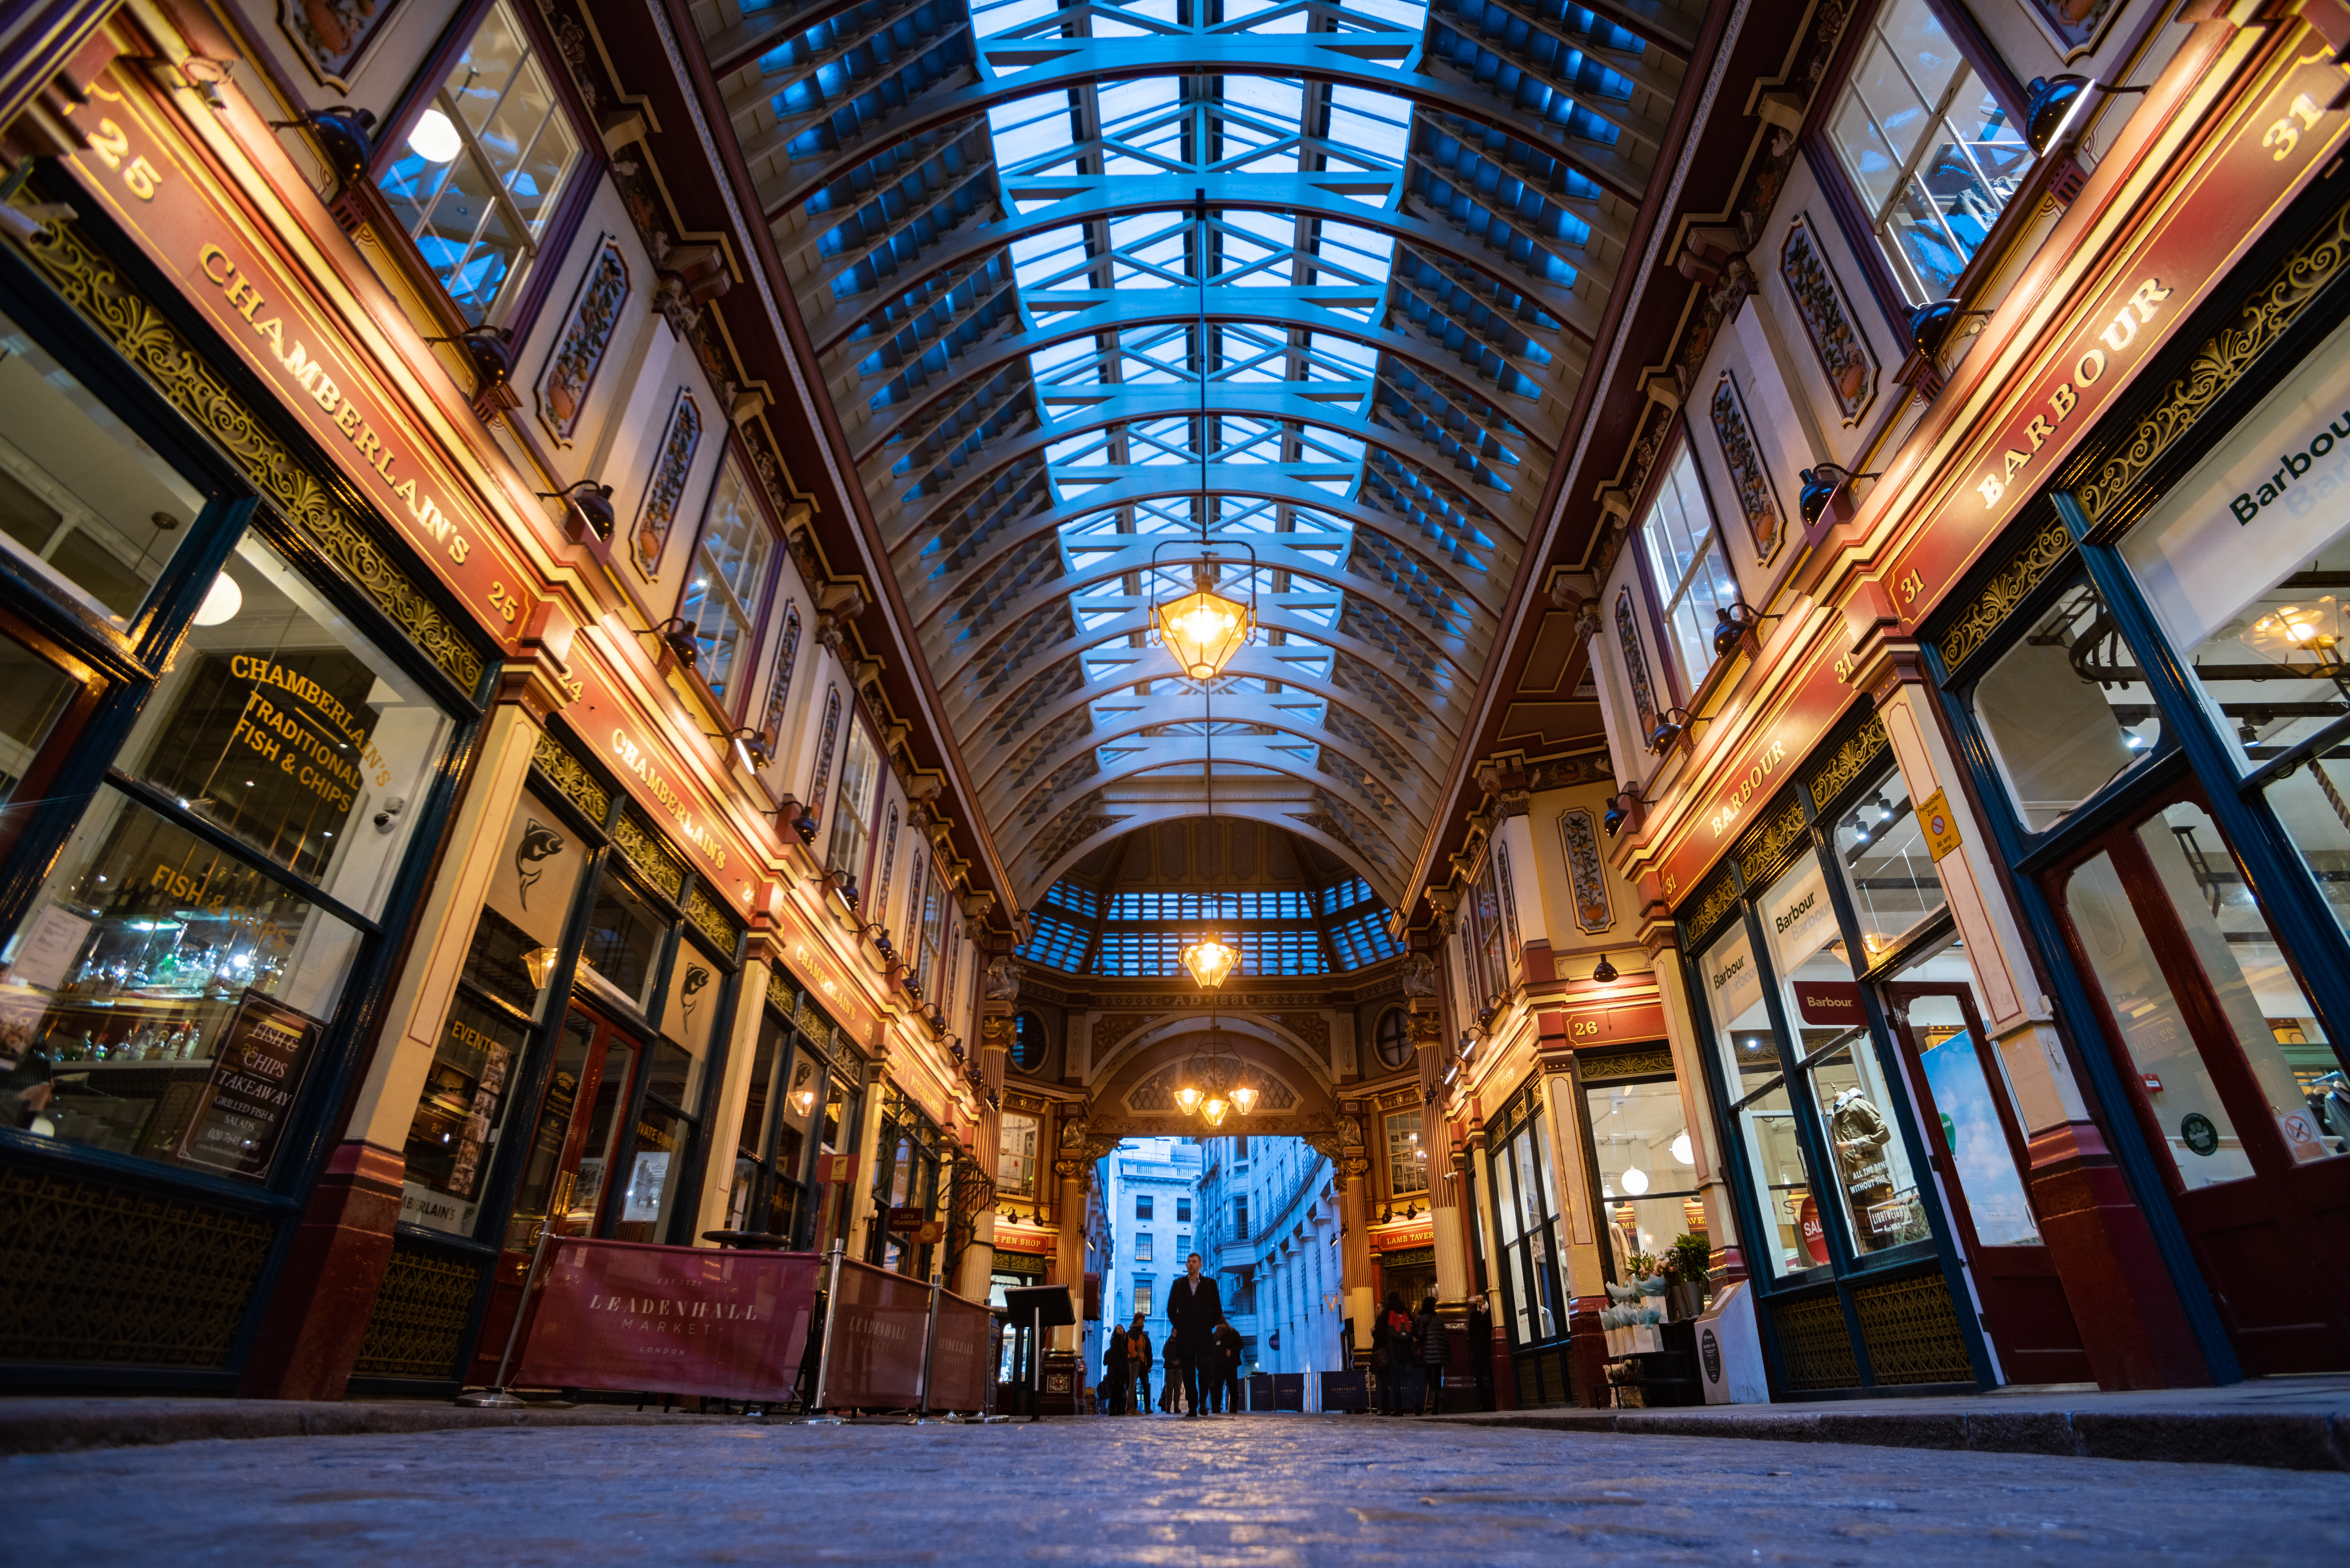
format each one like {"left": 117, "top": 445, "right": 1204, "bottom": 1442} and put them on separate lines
{"left": 1127, "top": 1316, "right": 1153, "bottom": 1416}
{"left": 1165, "top": 1251, "right": 1224, "bottom": 1419}
{"left": 1417, "top": 1296, "right": 1449, "bottom": 1415}
{"left": 1160, "top": 1349, "right": 1183, "bottom": 1413}
{"left": 1101, "top": 1322, "right": 1129, "bottom": 1416}
{"left": 1209, "top": 1320, "right": 1244, "bottom": 1413}
{"left": 1376, "top": 1292, "right": 1413, "bottom": 1415}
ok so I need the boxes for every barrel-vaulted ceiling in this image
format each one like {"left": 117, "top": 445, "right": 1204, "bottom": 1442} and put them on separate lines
{"left": 691, "top": 0, "right": 1696, "bottom": 908}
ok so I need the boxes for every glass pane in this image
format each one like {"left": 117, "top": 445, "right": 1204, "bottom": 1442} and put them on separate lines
{"left": 2062, "top": 849, "right": 2254, "bottom": 1187}
{"left": 613, "top": 1097, "right": 687, "bottom": 1242}
{"left": 1701, "top": 922, "right": 1772, "bottom": 1090}
{"left": 472, "top": 787, "right": 586, "bottom": 1018}
{"left": 400, "top": 991, "right": 530, "bottom": 1235}
{"left": 478, "top": 54, "right": 556, "bottom": 184}
{"left": 998, "top": 1110, "right": 1039, "bottom": 1198}
{"left": 1738, "top": 1080, "right": 1818, "bottom": 1277}
{"left": 825, "top": 722, "right": 880, "bottom": 883}
{"left": 503, "top": 1014, "right": 591, "bottom": 1254}
{"left": 567, "top": 1033, "right": 637, "bottom": 1235}
{"left": 580, "top": 876, "right": 664, "bottom": 1012}
{"left": 0, "top": 306, "right": 209, "bottom": 622}
{"left": 1974, "top": 579, "right": 2163, "bottom": 833}
{"left": 508, "top": 94, "right": 581, "bottom": 233}
{"left": 1492, "top": 1142, "right": 1520, "bottom": 1244}
{"left": 1878, "top": 0, "right": 1961, "bottom": 109}
{"left": 1830, "top": 87, "right": 1901, "bottom": 215}
{"left": 1385, "top": 1106, "right": 1427, "bottom": 1196}
{"left": 2135, "top": 800, "right": 2342, "bottom": 1163}
{"left": 1810, "top": 1043, "right": 1931, "bottom": 1254}
{"left": 2118, "top": 314, "right": 2350, "bottom": 772}
{"left": 1503, "top": 1240, "right": 1532, "bottom": 1344}
{"left": 449, "top": 3, "right": 528, "bottom": 134}
{"left": 1525, "top": 1216, "right": 1559, "bottom": 1340}
{"left": 738, "top": 1014, "right": 781, "bottom": 1158}
{"left": 1852, "top": 34, "right": 1931, "bottom": 170}
{"left": 645, "top": 1037, "right": 701, "bottom": 1113}
{"left": 0, "top": 636, "right": 80, "bottom": 804}
{"left": 1831, "top": 764, "right": 1944, "bottom": 959}
{"left": 1586, "top": 1077, "right": 1702, "bottom": 1268}
{"left": 0, "top": 786, "right": 361, "bottom": 1177}
{"left": 1905, "top": 989, "right": 2040, "bottom": 1245}
{"left": 122, "top": 531, "right": 453, "bottom": 916}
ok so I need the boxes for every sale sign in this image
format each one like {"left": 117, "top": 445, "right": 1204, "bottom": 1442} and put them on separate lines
{"left": 513, "top": 1239, "right": 820, "bottom": 1401}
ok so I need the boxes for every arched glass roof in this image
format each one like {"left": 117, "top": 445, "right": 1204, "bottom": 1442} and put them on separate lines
{"left": 700, "top": 0, "right": 1695, "bottom": 905}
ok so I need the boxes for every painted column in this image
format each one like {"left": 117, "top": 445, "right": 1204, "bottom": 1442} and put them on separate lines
{"left": 1640, "top": 908, "right": 1746, "bottom": 1282}
{"left": 692, "top": 939, "right": 777, "bottom": 1242}
{"left": 240, "top": 651, "right": 567, "bottom": 1398}
{"left": 1335, "top": 1105, "right": 1376, "bottom": 1366}
{"left": 1050, "top": 1151, "right": 1092, "bottom": 1354}
{"left": 959, "top": 952, "right": 1018, "bottom": 1301}
{"left": 1537, "top": 1056, "right": 1610, "bottom": 1406}
{"left": 1864, "top": 640, "right": 2205, "bottom": 1388}
{"left": 844, "top": 1052, "right": 889, "bottom": 1263}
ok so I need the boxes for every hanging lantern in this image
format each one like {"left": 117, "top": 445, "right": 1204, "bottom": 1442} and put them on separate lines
{"left": 1201, "top": 1096, "right": 1230, "bottom": 1127}
{"left": 1179, "top": 935, "right": 1239, "bottom": 990}
{"left": 1153, "top": 581, "right": 1252, "bottom": 680}
{"left": 523, "top": 946, "right": 561, "bottom": 990}
{"left": 1231, "top": 1082, "right": 1258, "bottom": 1115}
{"left": 1175, "top": 1083, "right": 1203, "bottom": 1114}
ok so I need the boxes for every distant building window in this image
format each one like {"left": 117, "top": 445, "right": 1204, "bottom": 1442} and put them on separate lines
{"left": 1234, "top": 1195, "right": 1249, "bottom": 1240}
{"left": 1135, "top": 1232, "right": 1153, "bottom": 1261}
{"left": 1133, "top": 1280, "right": 1153, "bottom": 1318}
{"left": 1135, "top": 1195, "right": 1153, "bottom": 1220}
{"left": 1176, "top": 1197, "right": 1192, "bottom": 1222}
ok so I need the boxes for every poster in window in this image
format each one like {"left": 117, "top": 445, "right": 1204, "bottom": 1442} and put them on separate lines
{"left": 633, "top": 388, "right": 704, "bottom": 577}
{"left": 174, "top": 989, "right": 325, "bottom": 1180}
{"left": 279, "top": 0, "right": 398, "bottom": 91}
{"left": 537, "top": 236, "right": 631, "bottom": 447}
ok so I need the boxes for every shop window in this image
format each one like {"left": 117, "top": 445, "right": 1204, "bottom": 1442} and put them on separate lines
{"left": 824, "top": 719, "right": 881, "bottom": 893}
{"left": 678, "top": 457, "right": 777, "bottom": 705}
{"left": 1386, "top": 1106, "right": 1428, "bottom": 1196}
{"left": 1701, "top": 920, "right": 1818, "bottom": 1278}
{"left": 1822, "top": 0, "right": 2027, "bottom": 304}
{"left": 1489, "top": 1102, "right": 1565, "bottom": 1346}
{"left": 1010, "top": 1009, "right": 1046, "bottom": 1072}
{"left": 1, "top": 788, "right": 365, "bottom": 1177}
{"left": 1829, "top": 758, "right": 1944, "bottom": 961}
{"left": 1761, "top": 856, "right": 1929, "bottom": 1260}
{"left": 399, "top": 786, "right": 589, "bottom": 1235}
{"left": 120, "top": 532, "right": 453, "bottom": 915}
{"left": 375, "top": 0, "right": 585, "bottom": 324}
{"left": 1584, "top": 1077, "right": 1701, "bottom": 1271}
{"left": 0, "top": 306, "right": 211, "bottom": 626}
{"left": 1891, "top": 933, "right": 2041, "bottom": 1247}
{"left": 0, "top": 630, "right": 89, "bottom": 813}
{"left": 579, "top": 873, "right": 665, "bottom": 1013}
{"left": 1373, "top": 1006, "right": 1412, "bottom": 1069}
{"left": 1639, "top": 444, "right": 1739, "bottom": 691}
{"left": 997, "top": 1110, "right": 1039, "bottom": 1199}
{"left": 1971, "top": 578, "right": 2162, "bottom": 833}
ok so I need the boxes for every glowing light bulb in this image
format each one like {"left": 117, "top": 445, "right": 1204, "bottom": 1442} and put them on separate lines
{"left": 1619, "top": 1166, "right": 1649, "bottom": 1195}
{"left": 1202, "top": 1097, "right": 1230, "bottom": 1127}
{"left": 1232, "top": 1084, "right": 1258, "bottom": 1114}
{"left": 1175, "top": 1084, "right": 1202, "bottom": 1114}
{"left": 1670, "top": 1131, "right": 1693, "bottom": 1165}
{"left": 408, "top": 108, "right": 462, "bottom": 164}
{"left": 194, "top": 572, "right": 242, "bottom": 627}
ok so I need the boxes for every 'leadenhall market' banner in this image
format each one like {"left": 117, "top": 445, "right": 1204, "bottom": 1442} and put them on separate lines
{"left": 514, "top": 1239, "right": 819, "bottom": 1401}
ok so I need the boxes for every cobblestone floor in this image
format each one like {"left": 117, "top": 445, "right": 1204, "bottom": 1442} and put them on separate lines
{"left": 12, "top": 1412, "right": 2347, "bottom": 1565}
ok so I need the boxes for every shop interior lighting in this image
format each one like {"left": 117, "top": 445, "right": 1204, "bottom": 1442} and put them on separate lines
{"left": 1671, "top": 1131, "right": 1694, "bottom": 1165}
{"left": 1619, "top": 1166, "right": 1650, "bottom": 1195}
{"left": 193, "top": 571, "right": 242, "bottom": 627}
{"left": 408, "top": 108, "right": 461, "bottom": 163}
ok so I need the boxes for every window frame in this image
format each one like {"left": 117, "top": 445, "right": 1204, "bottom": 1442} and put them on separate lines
{"left": 1631, "top": 429, "right": 1742, "bottom": 697}
{"left": 1803, "top": 0, "right": 2035, "bottom": 332}
{"left": 676, "top": 444, "right": 784, "bottom": 718}
{"left": 362, "top": 0, "right": 606, "bottom": 341}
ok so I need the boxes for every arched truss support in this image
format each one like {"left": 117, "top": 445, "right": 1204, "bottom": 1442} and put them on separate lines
{"left": 755, "top": 43, "right": 1661, "bottom": 224}
{"left": 1024, "top": 800, "right": 1400, "bottom": 911}
{"left": 849, "top": 301, "right": 1565, "bottom": 466}
{"left": 958, "top": 630, "right": 1458, "bottom": 772}
{"left": 876, "top": 389, "right": 1536, "bottom": 555}
{"left": 905, "top": 474, "right": 1512, "bottom": 633}
{"left": 989, "top": 688, "right": 1444, "bottom": 839}
{"left": 1000, "top": 728, "right": 1419, "bottom": 876}
{"left": 806, "top": 180, "right": 1606, "bottom": 356}
{"left": 920, "top": 536, "right": 1495, "bottom": 677}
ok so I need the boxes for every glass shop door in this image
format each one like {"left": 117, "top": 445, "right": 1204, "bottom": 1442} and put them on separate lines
{"left": 466, "top": 1003, "right": 641, "bottom": 1385}
{"left": 2041, "top": 778, "right": 2350, "bottom": 1374}
{"left": 1882, "top": 977, "right": 2091, "bottom": 1384}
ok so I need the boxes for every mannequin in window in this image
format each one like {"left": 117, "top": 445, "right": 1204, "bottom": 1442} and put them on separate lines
{"left": 1828, "top": 1086, "right": 1894, "bottom": 1233}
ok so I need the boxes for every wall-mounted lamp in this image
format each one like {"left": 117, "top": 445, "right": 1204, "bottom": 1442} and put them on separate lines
{"left": 1592, "top": 953, "right": 1619, "bottom": 984}
{"left": 1797, "top": 463, "right": 1883, "bottom": 529}
{"left": 523, "top": 945, "right": 561, "bottom": 990}
{"left": 1905, "top": 299, "right": 1992, "bottom": 360}
{"left": 273, "top": 106, "right": 375, "bottom": 188}
{"left": 2023, "top": 75, "right": 2145, "bottom": 158}
{"left": 1603, "top": 784, "right": 1641, "bottom": 838}
{"left": 648, "top": 616, "right": 701, "bottom": 668}
{"left": 538, "top": 480, "right": 615, "bottom": 541}
{"left": 822, "top": 867, "right": 861, "bottom": 909}
{"left": 1648, "top": 705, "right": 1691, "bottom": 753}
{"left": 1711, "top": 600, "right": 1764, "bottom": 657}
{"left": 723, "top": 726, "right": 772, "bottom": 771}
{"left": 425, "top": 324, "right": 513, "bottom": 398}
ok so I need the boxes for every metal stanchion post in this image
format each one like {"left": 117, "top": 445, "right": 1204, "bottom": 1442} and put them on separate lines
{"left": 457, "top": 1219, "right": 561, "bottom": 1408}
{"left": 914, "top": 1272, "right": 942, "bottom": 1420}
{"left": 1028, "top": 1302, "right": 1044, "bottom": 1422}
{"left": 807, "top": 1239, "right": 846, "bottom": 1423}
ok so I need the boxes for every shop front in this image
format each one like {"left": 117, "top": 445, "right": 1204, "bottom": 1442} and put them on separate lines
{"left": 0, "top": 27, "right": 491, "bottom": 1386}
{"left": 1922, "top": 170, "right": 2350, "bottom": 1378}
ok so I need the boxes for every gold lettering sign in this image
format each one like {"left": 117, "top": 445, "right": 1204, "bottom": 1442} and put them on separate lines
{"left": 1708, "top": 737, "right": 1788, "bottom": 838}
{"left": 1973, "top": 278, "right": 2172, "bottom": 509}
{"left": 610, "top": 728, "right": 726, "bottom": 868}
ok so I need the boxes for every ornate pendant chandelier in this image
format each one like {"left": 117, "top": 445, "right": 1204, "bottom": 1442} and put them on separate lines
{"left": 1179, "top": 935, "right": 1238, "bottom": 989}
{"left": 1173, "top": 1028, "right": 1255, "bottom": 1128}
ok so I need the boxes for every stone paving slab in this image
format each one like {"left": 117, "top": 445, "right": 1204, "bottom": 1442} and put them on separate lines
{"left": 10, "top": 1415, "right": 2350, "bottom": 1566}
{"left": 0, "top": 1397, "right": 732, "bottom": 1456}
{"left": 1427, "top": 1374, "right": 2350, "bottom": 1473}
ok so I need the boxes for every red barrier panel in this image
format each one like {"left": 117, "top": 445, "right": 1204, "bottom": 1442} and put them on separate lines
{"left": 820, "top": 1259, "right": 933, "bottom": 1410}
{"left": 926, "top": 1291, "right": 995, "bottom": 1412}
{"left": 513, "top": 1239, "right": 820, "bottom": 1402}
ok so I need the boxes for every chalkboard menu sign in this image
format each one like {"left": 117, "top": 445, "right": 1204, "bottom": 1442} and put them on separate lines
{"left": 175, "top": 990, "right": 324, "bottom": 1179}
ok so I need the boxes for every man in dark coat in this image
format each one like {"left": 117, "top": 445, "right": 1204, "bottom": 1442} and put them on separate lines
{"left": 1209, "top": 1320, "right": 1244, "bottom": 1413}
{"left": 1101, "top": 1322, "right": 1129, "bottom": 1415}
{"left": 1165, "top": 1252, "right": 1224, "bottom": 1419}
{"left": 1126, "top": 1315, "right": 1152, "bottom": 1415}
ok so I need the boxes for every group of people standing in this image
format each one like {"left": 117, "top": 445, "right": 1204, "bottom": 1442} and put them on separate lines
{"left": 1373, "top": 1292, "right": 1451, "bottom": 1415}
{"left": 1101, "top": 1252, "right": 1242, "bottom": 1416}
